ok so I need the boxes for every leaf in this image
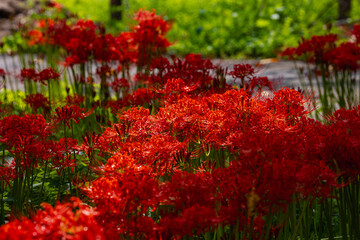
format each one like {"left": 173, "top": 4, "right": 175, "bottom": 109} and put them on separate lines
{"left": 256, "top": 19, "right": 270, "bottom": 28}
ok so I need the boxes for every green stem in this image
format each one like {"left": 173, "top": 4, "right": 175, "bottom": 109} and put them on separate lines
{"left": 39, "top": 160, "right": 48, "bottom": 198}
{"left": 290, "top": 198, "right": 311, "bottom": 240}
{"left": 48, "top": 79, "right": 51, "bottom": 109}
{"left": 323, "top": 197, "right": 334, "bottom": 240}
{"left": 1, "top": 146, "right": 5, "bottom": 224}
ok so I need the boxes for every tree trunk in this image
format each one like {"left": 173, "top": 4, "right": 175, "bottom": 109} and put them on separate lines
{"left": 338, "top": 0, "right": 351, "bottom": 20}
{"left": 110, "top": 0, "right": 122, "bottom": 21}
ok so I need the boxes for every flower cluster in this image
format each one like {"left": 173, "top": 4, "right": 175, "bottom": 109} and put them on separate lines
{"left": 1, "top": 5, "right": 360, "bottom": 239}
{"left": 0, "top": 197, "right": 114, "bottom": 240}
{"left": 20, "top": 67, "right": 60, "bottom": 85}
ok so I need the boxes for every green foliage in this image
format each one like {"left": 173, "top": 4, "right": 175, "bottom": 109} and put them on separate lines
{"left": 18, "top": 0, "right": 358, "bottom": 58}
{"left": 55, "top": 0, "right": 349, "bottom": 58}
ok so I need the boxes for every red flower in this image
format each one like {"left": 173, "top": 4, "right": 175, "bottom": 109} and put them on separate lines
{"left": 129, "top": 88, "right": 154, "bottom": 106}
{"left": 0, "top": 114, "right": 50, "bottom": 147}
{"left": 268, "top": 87, "right": 311, "bottom": 124}
{"left": 0, "top": 68, "right": 5, "bottom": 78}
{"left": 0, "top": 163, "right": 16, "bottom": 187}
{"left": 65, "top": 94, "right": 85, "bottom": 106}
{"left": 54, "top": 105, "right": 90, "bottom": 128}
{"left": 249, "top": 76, "right": 273, "bottom": 92}
{"left": 20, "top": 68, "right": 37, "bottom": 82}
{"left": 229, "top": 64, "right": 255, "bottom": 81}
{"left": 164, "top": 78, "right": 198, "bottom": 93}
{"left": 0, "top": 197, "right": 113, "bottom": 239}
{"left": 110, "top": 78, "right": 130, "bottom": 93}
{"left": 24, "top": 93, "right": 50, "bottom": 112}
{"left": 352, "top": 24, "right": 360, "bottom": 44}
{"left": 27, "top": 30, "right": 45, "bottom": 46}
{"left": 37, "top": 67, "right": 60, "bottom": 85}
{"left": 328, "top": 42, "right": 360, "bottom": 71}
{"left": 96, "top": 65, "right": 113, "bottom": 78}
{"left": 132, "top": 9, "right": 172, "bottom": 66}
{"left": 83, "top": 171, "right": 160, "bottom": 237}
{"left": 280, "top": 47, "right": 297, "bottom": 59}
{"left": 48, "top": 138, "right": 79, "bottom": 175}
{"left": 296, "top": 34, "right": 338, "bottom": 63}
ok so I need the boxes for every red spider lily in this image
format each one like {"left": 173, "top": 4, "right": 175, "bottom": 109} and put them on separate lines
{"left": 116, "top": 135, "right": 187, "bottom": 174}
{"left": 280, "top": 47, "right": 297, "bottom": 59}
{"left": 249, "top": 76, "right": 273, "bottom": 92}
{"left": 0, "top": 197, "right": 113, "bottom": 239}
{"left": 120, "top": 106, "right": 150, "bottom": 123}
{"left": 156, "top": 94, "right": 211, "bottom": 142}
{"left": 153, "top": 78, "right": 199, "bottom": 104}
{"left": 107, "top": 106, "right": 151, "bottom": 141}
{"left": 54, "top": 105, "right": 90, "bottom": 129}
{"left": 20, "top": 68, "right": 37, "bottom": 82}
{"left": 105, "top": 99, "right": 129, "bottom": 116}
{"left": 27, "top": 30, "right": 45, "bottom": 46}
{"left": 212, "top": 161, "right": 252, "bottom": 224}
{"left": 159, "top": 204, "right": 220, "bottom": 238}
{"left": 148, "top": 54, "right": 219, "bottom": 90}
{"left": 268, "top": 87, "right": 312, "bottom": 125}
{"left": 93, "top": 33, "right": 122, "bottom": 62}
{"left": 83, "top": 172, "right": 160, "bottom": 237}
{"left": 115, "top": 32, "right": 138, "bottom": 64}
{"left": 102, "top": 152, "right": 152, "bottom": 175}
{"left": 327, "top": 42, "right": 360, "bottom": 71}
{"left": 25, "top": 9, "right": 171, "bottom": 68}
{"left": 229, "top": 64, "right": 255, "bottom": 83}
{"left": 157, "top": 171, "right": 222, "bottom": 237}
{"left": 160, "top": 171, "right": 218, "bottom": 212}
{"left": 24, "top": 93, "right": 50, "bottom": 112}
{"left": 9, "top": 136, "right": 52, "bottom": 171}
{"left": 0, "top": 114, "right": 50, "bottom": 147}
{"left": 94, "top": 125, "right": 125, "bottom": 154}
{"left": 0, "top": 68, "right": 5, "bottom": 78}
{"left": 0, "top": 164, "right": 16, "bottom": 187}
{"left": 352, "top": 24, "right": 360, "bottom": 44}
{"left": 164, "top": 78, "right": 199, "bottom": 93}
{"left": 37, "top": 67, "right": 60, "bottom": 85}
{"left": 20, "top": 68, "right": 60, "bottom": 85}
{"left": 321, "top": 106, "right": 360, "bottom": 178}
{"left": 150, "top": 56, "right": 170, "bottom": 71}
{"left": 48, "top": 138, "right": 79, "bottom": 175}
{"left": 0, "top": 115, "right": 51, "bottom": 173}
{"left": 81, "top": 132, "right": 102, "bottom": 167}
{"left": 132, "top": 9, "right": 172, "bottom": 66}
{"left": 110, "top": 78, "right": 130, "bottom": 93}
{"left": 65, "top": 94, "right": 85, "bottom": 106}
{"left": 96, "top": 65, "right": 113, "bottom": 78}
{"left": 36, "top": 18, "right": 55, "bottom": 30}
{"left": 52, "top": 155, "right": 76, "bottom": 176}
{"left": 82, "top": 132, "right": 100, "bottom": 150}
{"left": 295, "top": 34, "right": 338, "bottom": 63}
{"left": 63, "top": 20, "right": 97, "bottom": 65}
{"left": 295, "top": 160, "right": 339, "bottom": 198}
{"left": 79, "top": 85, "right": 356, "bottom": 238}
{"left": 128, "top": 88, "right": 154, "bottom": 106}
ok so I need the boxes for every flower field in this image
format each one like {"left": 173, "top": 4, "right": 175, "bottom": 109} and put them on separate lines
{"left": 0, "top": 2, "right": 360, "bottom": 240}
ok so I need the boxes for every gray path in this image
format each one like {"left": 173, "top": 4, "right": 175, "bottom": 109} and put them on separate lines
{"left": 212, "top": 59, "right": 306, "bottom": 89}
{"left": 0, "top": 55, "right": 306, "bottom": 92}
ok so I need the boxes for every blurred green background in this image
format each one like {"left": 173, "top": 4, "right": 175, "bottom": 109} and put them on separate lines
{"left": 55, "top": 0, "right": 360, "bottom": 58}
